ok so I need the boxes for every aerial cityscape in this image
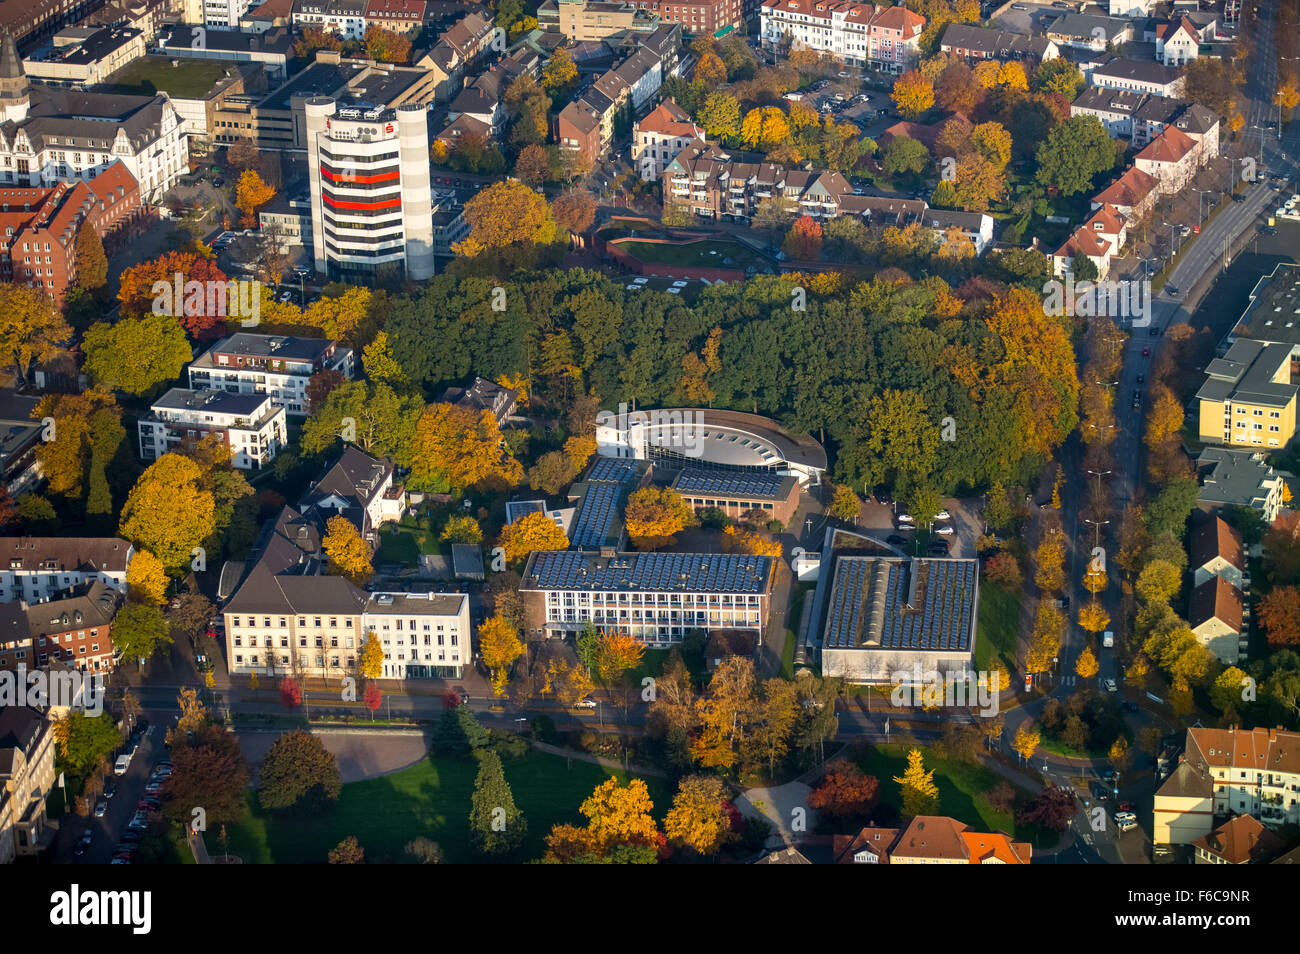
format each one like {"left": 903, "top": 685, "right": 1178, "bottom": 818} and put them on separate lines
{"left": 0, "top": 0, "right": 1295, "bottom": 909}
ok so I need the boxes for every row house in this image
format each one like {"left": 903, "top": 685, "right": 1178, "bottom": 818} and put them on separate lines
{"left": 1090, "top": 56, "right": 1186, "bottom": 98}
{"left": 364, "top": 0, "right": 429, "bottom": 34}
{"left": 835, "top": 816, "right": 1031, "bottom": 863}
{"left": 631, "top": 0, "right": 743, "bottom": 35}
{"left": 1154, "top": 726, "right": 1300, "bottom": 845}
{"left": 414, "top": 9, "right": 495, "bottom": 102}
{"left": 1091, "top": 165, "right": 1159, "bottom": 219}
{"left": 138, "top": 389, "right": 288, "bottom": 471}
{"left": 0, "top": 538, "right": 133, "bottom": 604}
{"left": 1134, "top": 124, "right": 1199, "bottom": 193}
{"left": 291, "top": 0, "right": 370, "bottom": 39}
{"left": 759, "top": 0, "right": 925, "bottom": 75}
{"left": 1187, "top": 512, "right": 1250, "bottom": 662}
{"left": 0, "top": 580, "right": 122, "bottom": 675}
{"left": 938, "top": 22, "right": 1059, "bottom": 65}
{"left": 0, "top": 706, "right": 55, "bottom": 864}
{"left": 632, "top": 98, "right": 705, "bottom": 180}
{"left": 1052, "top": 202, "right": 1127, "bottom": 279}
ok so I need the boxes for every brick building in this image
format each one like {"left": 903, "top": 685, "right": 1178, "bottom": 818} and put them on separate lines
{"left": 0, "top": 579, "right": 122, "bottom": 675}
{"left": 0, "top": 160, "right": 144, "bottom": 304}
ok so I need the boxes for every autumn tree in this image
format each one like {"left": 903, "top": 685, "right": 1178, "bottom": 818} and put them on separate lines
{"left": 699, "top": 91, "right": 741, "bottom": 140}
{"left": 73, "top": 225, "right": 109, "bottom": 294}
{"left": 498, "top": 510, "right": 569, "bottom": 564}
{"left": 411, "top": 403, "right": 523, "bottom": 491}
{"left": 1078, "top": 603, "right": 1110, "bottom": 634}
{"left": 235, "top": 169, "right": 276, "bottom": 227}
{"left": 322, "top": 515, "right": 374, "bottom": 585}
{"left": 664, "top": 775, "right": 735, "bottom": 856}
{"left": 891, "top": 70, "right": 935, "bottom": 118}
{"left": 363, "top": 24, "right": 412, "bottom": 63}
{"left": 1075, "top": 646, "right": 1100, "bottom": 680}
{"left": 829, "top": 484, "right": 860, "bottom": 521}
{"left": 625, "top": 486, "right": 698, "bottom": 550}
{"left": 542, "top": 45, "right": 578, "bottom": 96}
{"left": 578, "top": 777, "right": 658, "bottom": 855}
{"left": 593, "top": 629, "right": 646, "bottom": 685}
{"left": 721, "top": 525, "right": 782, "bottom": 558}
{"left": 893, "top": 747, "right": 940, "bottom": 816}
{"left": 453, "top": 180, "right": 559, "bottom": 257}
{"left": 119, "top": 454, "right": 217, "bottom": 573}
{"left": 126, "top": 549, "right": 168, "bottom": 605}
{"left": 440, "top": 515, "right": 483, "bottom": 545}
{"left": 552, "top": 189, "right": 598, "bottom": 238}
{"left": 782, "top": 215, "right": 823, "bottom": 260}
{"left": 1259, "top": 587, "right": 1300, "bottom": 647}
{"left": 1034, "top": 536, "right": 1066, "bottom": 592}
{"left": 257, "top": 728, "right": 342, "bottom": 814}
{"left": 0, "top": 282, "right": 72, "bottom": 387}
{"left": 162, "top": 724, "right": 249, "bottom": 827}
{"left": 82, "top": 312, "right": 193, "bottom": 395}
{"left": 739, "top": 106, "right": 791, "bottom": 149}
{"left": 1012, "top": 723, "right": 1041, "bottom": 762}
{"left": 807, "top": 759, "right": 880, "bottom": 819}
{"left": 479, "top": 613, "right": 525, "bottom": 695}
{"left": 515, "top": 143, "right": 551, "bottom": 187}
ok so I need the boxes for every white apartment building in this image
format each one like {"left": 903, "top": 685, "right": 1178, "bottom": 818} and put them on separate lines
{"left": 368, "top": 592, "right": 470, "bottom": 679}
{"left": 204, "top": 0, "right": 253, "bottom": 29}
{"left": 138, "top": 388, "right": 287, "bottom": 470}
{"left": 291, "top": 0, "right": 370, "bottom": 40}
{"left": 760, "top": 0, "right": 925, "bottom": 74}
{"left": 0, "top": 707, "right": 56, "bottom": 864}
{"left": 519, "top": 550, "right": 774, "bottom": 645}
{"left": 0, "top": 537, "right": 133, "bottom": 603}
{"left": 632, "top": 98, "right": 704, "bottom": 180}
{"left": 305, "top": 98, "right": 434, "bottom": 281}
{"left": 188, "top": 332, "right": 355, "bottom": 418}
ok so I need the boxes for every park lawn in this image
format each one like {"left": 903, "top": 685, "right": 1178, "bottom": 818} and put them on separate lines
{"left": 618, "top": 239, "right": 763, "bottom": 271}
{"left": 376, "top": 524, "right": 443, "bottom": 565}
{"left": 857, "top": 743, "right": 1051, "bottom": 847}
{"left": 975, "top": 582, "right": 1019, "bottom": 675}
{"left": 213, "top": 751, "right": 671, "bottom": 864}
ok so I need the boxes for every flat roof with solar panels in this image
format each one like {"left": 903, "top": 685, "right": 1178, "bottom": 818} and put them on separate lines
{"left": 820, "top": 556, "right": 979, "bottom": 683}
{"left": 566, "top": 457, "right": 647, "bottom": 551}
{"left": 585, "top": 456, "right": 643, "bottom": 484}
{"left": 671, "top": 468, "right": 796, "bottom": 500}
{"left": 522, "top": 551, "right": 774, "bottom": 594}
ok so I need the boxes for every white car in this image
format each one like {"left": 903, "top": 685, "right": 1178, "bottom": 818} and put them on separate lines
{"left": 574, "top": 699, "right": 598, "bottom": 709}
{"left": 1104, "top": 678, "right": 1118, "bottom": 692}
{"left": 625, "top": 284, "right": 643, "bottom": 292}
{"left": 896, "top": 514, "right": 915, "bottom": 523}
{"left": 935, "top": 509, "right": 951, "bottom": 520}
{"left": 633, "top": 277, "right": 649, "bottom": 284}
{"left": 667, "top": 287, "right": 682, "bottom": 294}
{"left": 933, "top": 525, "right": 955, "bottom": 535}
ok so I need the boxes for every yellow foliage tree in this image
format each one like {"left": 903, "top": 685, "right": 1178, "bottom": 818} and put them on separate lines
{"left": 625, "top": 486, "right": 696, "bottom": 550}
{"left": 360, "top": 629, "right": 384, "bottom": 680}
{"left": 411, "top": 404, "right": 523, "bottom": 491}
{"left": 126, "top": 549, "right": 168, "bottom": 605}
{"left": 118, "top": 454, "right": 216, "bottom": 573}
{"left": 235, "top": 169, "right": 275, "bottom": 226}
{"left": 893, "top": 747, "right": 940, "bottom": 816}
{"left": 322, "top": 515, "right": 374, "bottom": 586}
{"left": 1078, "top": 602, "right": 1110, "bottom": 633}
{"left": 594, "top": 629, "right": 645, "bottom": 684}
{"left": 664, "top": 775, "right": 735, "bottom": 855}
{"left": 1034, "top": 537, "right": 1066, "bottom": 593}
{"left": 452, "top": 180, "right": 559, "bottom": 256}
{"left": 721, "top": 525, "right": 783, "bottom": 557}
{"left": 891, "top": 70, "right": 934, "bottom": 118}
{"left": 579, "top": 778, "right": 659, "bottom": 854}
{"left": 739, "top": 106, "right": 791, "bottom": 149}
{"left": 1075, "top": 645, "right": 1100, "bottom": 679}
{"left": 498, "top": 510, "right": 569, "bottom": 564}
{"left": 1012, "top": 723, "right": 1040, "bottom": 761}
{"left": 479, "top": 613, "right": 524, "bottom": 695}
{"left": 1275, "top": 80, "right": 1299, "bottom": 112}
{"left": 1082, "top": 563, "right": 1108, "bottom": 595}
{"left": 563, "top": 434, "right": 596, "bottom": 472}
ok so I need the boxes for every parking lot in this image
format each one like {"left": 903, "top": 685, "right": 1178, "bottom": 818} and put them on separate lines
{"left": 849, "top": 496, "right": 982, "bottom": 559}
{"left": 54, "top": 722, "right": 168, "bottom": 865}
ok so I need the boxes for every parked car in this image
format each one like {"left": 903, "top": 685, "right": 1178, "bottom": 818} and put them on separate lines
{"left": 1141, "top": 346, "right": 1150, "bottom": 357}
{"left": 1123, "top": 700, "right": 1140, "bottom": 713}
{"left": 1101, "top": 769, "right": 1118, "bottom": 781}
{"left": 1104, "top": 678, "right": 1118, "bottom": 692}
{"left": 933, "top": 525, "right": 955, "bottom": 535}
{"left": 1136, "top": 373, "right": 1145, "bottom": 384}
{"left": 1148, "top": 325, "right": 1160, "bottom": 336}
{"left": 114, "top": 754, "right": 130, "bottom": 776}
{"left": 886, "top": 534, "right": 908, "bottom": 545}
{"left": 93, "top": 798, "right": 108, "bottom": 818}
{"left": 896, "top": 513, "right": 914, "bottom": 524}
{"left": 73, "top": 830, "right": 93, "bottom": 856}
{"left": 121, "top": 829, "right": 144, "bottom": 844}
{"left": 574, "top": 699, "right": 598, "bottom": 709}
{"left": 1166, "top": 285, "right": 1180, "bottom": 297}
{"left": 103, "top": 781, "right": 117, "bottom": 799}
{"left": 927, "top": 545, "right": 949, "bottom": 557}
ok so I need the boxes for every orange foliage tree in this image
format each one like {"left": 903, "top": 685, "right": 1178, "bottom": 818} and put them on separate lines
{"left": 117, "top": 251, "right": 231, "bottom": 340}
{"left": 410, "top": 404, "right": 523, "bottom": 491}
{"left": 891, "top": 70, "right": 935, "bottom": 118}
{"left": 624, "top": 486, "right": 697, "bottom": 550}
{"left": 498, "top": 510, "right": 569, "bottom": 564}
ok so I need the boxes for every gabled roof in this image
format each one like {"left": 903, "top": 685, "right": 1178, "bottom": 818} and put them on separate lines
{"left": 299, "top": 446, "right": 394, "bottom": 518}
{"left": 1137, "top": 124, "right": 1197, "bottom": 163}
{"left": 636, "top": 98, "right": 703, "bottom": 139}
{"left": 1055, "top": 226, "right": 1111, "bottom": 260}
{"left": 1191, "top": 815, "right": 1283, "bottom": 864}
{"left": 1093, "top": 166, "right": 1159, "bottom": 207}
{"left": 1187, "top": 512, "right": 1245, "bottom": 573}
{"left": 1, "top": 537, "right": 132, "bottom": 574}
{"left": 1185, "top": 725, "right": 1300, "bottom": 777}
{"left": 1160, "top": 15, "right": 1198, "bottom": 43}
{"left": 833, "top": 825, "right": 899, "bottom": 863}
{"left": 1189, "top": 575, "right": 1242, "bottom": 633}
{"left": 1092, "top": 56, "right": 1183, "bottom": 87}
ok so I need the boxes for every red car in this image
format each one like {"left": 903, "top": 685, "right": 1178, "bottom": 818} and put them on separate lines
{"left": 1141, "top": 347, "right": 1150, "bottom": 357}
{"left": 1118, "top": 801, "right": 1134, "bottom": 813}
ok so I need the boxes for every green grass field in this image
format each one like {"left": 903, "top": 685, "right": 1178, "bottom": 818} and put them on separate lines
{"left": 617, "top": 239, "right": 763, "bottom": 271}
{"left": 857, "top": 743, "right": 1052, "bottom": 847}
{"left": 975, "top": 582, "right": 1019, "bottom": 674}
{"left": 376, "top": 524, "right": 445, "bottom": 565}
{"left": 210, "top": 751, "right": 672, "bottom": 864}
{"left": 100, "top": 56, "right": 234, "bottom": 99}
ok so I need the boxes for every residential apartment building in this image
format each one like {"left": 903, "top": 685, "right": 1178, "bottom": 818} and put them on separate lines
{"left": 365, "top": 0, "right": 428, "bottom": 33}
{"left": 759, "top": 1, "right": 925, "bottom": 74}
{"left": 1090, "top": 56, "right": 1186, "bottom": 97}
{"left": 188, "top": 332, "right": 354, "bottom": 418}
{"left": 0, "top": 537, "right": 133, "bottom": 603}
{"left": 632, "top": 98, "right": 703, "bottom": 180}
{"left": 0, "top": 1, "right": 104, "bottom": 48}
{"left": 1155, "top": 727, "right": 1300, "bottom": 845}
{"left": 413, "top": 9, "right": 494, "bottom": 101}
{"left": 1188, "top": 574, "right": 1243, "bottom": 663}
{"left": 1156, "top": 15, "right": 1200, "bottom": 66}
{"left": 0, "top": 706, "right": 56, "bottom": 864}
{"left": 1108, "top": 0, "right": 1152, "bottom": 14}
{"left": 0, "top": 389, "right": 41, "bottom": 496}
{"left": 820, "top": 555, "right": 978, "bottom": 685}
{"left": 1070, "top": 86, "right": 1145, "bottom": 138}
{"left": 439, "top": 376, "right": 518, "bottom": 427}
{"left": 22, "top": 26, "right": 145, "bottom": 88}
{"left": 1196, "top": 338, "right": 1297, "bottom": 449}
{"left": 138, "top": 388, "right": 288, "bottom": 470}
{"left": 519, "top": 549, "right": 774, "bottom": 644}
{"left": 1194, "top": 447, "right": 1286, "bottom": 525}
{"left": 540, "top": 0, "right": 658, "bottom": 41}
{"left": 0, "top": 580, "right": 122, "bottom": 674}
{"left": 1044, "top": 13, "right": 1132, "bottom": 50}
{"left": 834, "top": 816, "right": 1031, "bottom": 864}
{"left": 206, "top": 0, "right": 254, "bottom": 28}
{"left": 257, "top": 194, "right": 312, "bottom": 249}
{"left": 0, "top": 33, "right": 187, "bottom": 201}
{"left": 367, "top": 591, "right": 470, "bottom": 679}
{"left": 291, "top": 0, "right": 369, "bottom": 39}
{"left": 1091, "top": 165, "right": 1159, "bottom": 219}
{"left": 304, "top": 97, "right": 434, "bottom": 281}
{"left": 641, "top": 0, "right": 741, "bottom": 35}
{"left": 1189, "top": 512, "right": 1245, "bottom": 590}
{"left": 938, "top": 22, "right": 1058, "bottom": 64}
{"left": 1134, "top": 124, "right": 1199, "bottom": 193}
{"left": 0, "top": 161, "right": 146, "bottom": 305}
{"left": 1052, "top": 203, "right": 1127, "bottom": 280}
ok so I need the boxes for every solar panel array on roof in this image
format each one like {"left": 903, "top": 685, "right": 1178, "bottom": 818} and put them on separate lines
{"left": 673, "top": 468, "right": 786, "bottom": 498}
{"left": 824, "top": 558, "right": 976, "bottom": 652}
{"left": 570, "top": 483, "right": 623, "bottom": 548}
{"left": 528, "top": 551, "right": 772, "bottom": 593}
{"left": 586, "top": 457, "right": 640, "bottom": 484}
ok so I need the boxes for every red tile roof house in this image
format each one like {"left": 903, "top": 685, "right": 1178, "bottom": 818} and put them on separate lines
{"left": 1134, "top": 125, "right": 1200, "bottom": 194}
{"left": 632, "top": 99, "right": 705, "bottom": 180}
{"left": 1091, "top": 165, "right": 1159, "bottom": 220}
{"left": 834, "top": 816, "right": 1032, "bottom": 863}
{"left": 868, "top": 5, "right": 925, "bottom": 73}
{"left": 1053, "top": 226, "right": 1115, "bottom": 280}
{"left": 1188, "top": 574, "right": 1244, "bottom": 663}
{"left": 1156, "top": 16, "right": 1200, "bottom": 67}
{"left": 1188, "top": 512, "right": 1245, "bottom": 589}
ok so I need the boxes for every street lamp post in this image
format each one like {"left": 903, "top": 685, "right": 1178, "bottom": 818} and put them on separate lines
{"left": 1193, "top": 188, "right": 1214, "bottom": 227}
{"left": 1086, "top": 469, "right": 1111, "bottom": 499}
